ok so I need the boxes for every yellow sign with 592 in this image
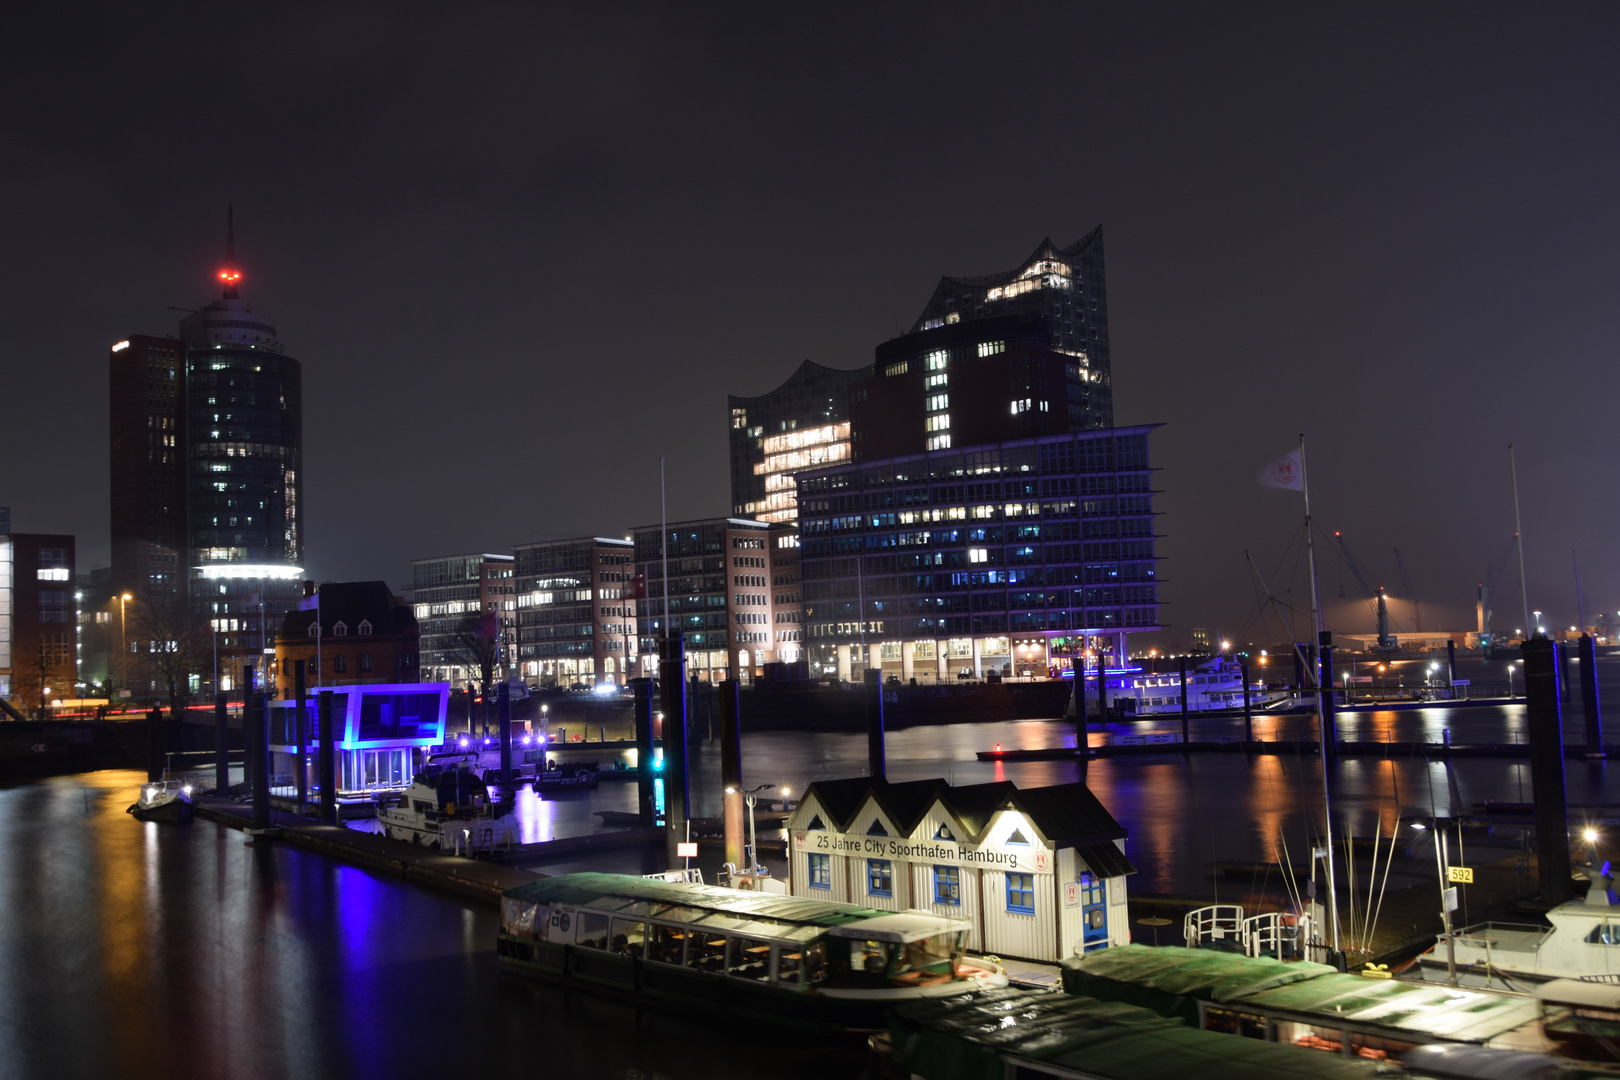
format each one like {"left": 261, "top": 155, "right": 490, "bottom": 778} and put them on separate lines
{"left": 1447, "top": 866, "right": 1474, "bottom": 884}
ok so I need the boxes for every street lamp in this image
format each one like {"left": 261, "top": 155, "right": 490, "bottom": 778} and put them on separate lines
{"left": 1411, "top": 821, "right": 1458, "bottom": 985}
{"left": 1533, "top": 611, "right": 1543, "bottom": 637}
{"left": 118, "top": 593, "right": 133, "bottom": 697}
{"left": 742, "top": 783, "right": 775, "bottom": 875}
{"left": 1507, "top": 663, "right": 1515, "bottom": 698}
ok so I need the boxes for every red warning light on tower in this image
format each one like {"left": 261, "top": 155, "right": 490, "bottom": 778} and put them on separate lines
{"left": 218, "top": 268, "right": 242, "bottom": 285}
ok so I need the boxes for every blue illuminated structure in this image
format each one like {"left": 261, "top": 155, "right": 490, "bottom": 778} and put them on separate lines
{"left": 269, "top": 681, "right": 449, "bottom": 792}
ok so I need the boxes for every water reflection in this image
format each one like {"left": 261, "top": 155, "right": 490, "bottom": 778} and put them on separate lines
{"left": 0, "top": 771, "right": 860, "bottom": 1079}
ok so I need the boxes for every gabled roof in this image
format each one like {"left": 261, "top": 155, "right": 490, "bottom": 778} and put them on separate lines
{"left": 278, "top": 580, "right": 416, "bottom": 641}
{"left": 939, "top": 227, "right": 1102, "bottom": 289}
{"left": 797, "top": 776, "right": 1126, "bottom": 852}
{"left": 1013, "top": 782, "right": 1127, "bottom": 847}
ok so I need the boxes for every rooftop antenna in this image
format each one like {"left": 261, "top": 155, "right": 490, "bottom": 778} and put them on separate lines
{"left": 219, "top": 204, "right": 241, "bottom": 299}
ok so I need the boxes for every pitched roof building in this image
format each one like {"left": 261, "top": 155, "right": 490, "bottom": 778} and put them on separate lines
{"left": 274, "top": 580, "right": 419, "bottom": 686}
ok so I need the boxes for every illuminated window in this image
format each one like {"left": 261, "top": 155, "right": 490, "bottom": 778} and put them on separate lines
{"left": 925, "top": 415, "right": 950, "bottom": 432}
{"left": 977, "top": 341, "right": 1006, "bottom": 357}
{"left": 867, "top": 859, "right": 893, "bottom": 897}
{"left": 925, "top": 394, "right": 949, "bottom": 412}
{"left": 884, "top": 360, "right": 909, "bottom": 377}
{"left": 969, "top": 548, "right": 988, "bottom": 563}
{"left": 808, "top": 853, "right": 831, "bottom": 889}
{"left": 927, "top": 434, "right": 952, "bottom": 451}
{"left": 1011, "top": 399, "right": 1032, "bottom": 414}
{"left": 925, "top": 350, "right": 948, "bottom": 371}
{"left": 1006, "top": 873, "right": 1035, "bottom": 914}
{"left": 924, "top": 373, "right": 947, "bottom": 390}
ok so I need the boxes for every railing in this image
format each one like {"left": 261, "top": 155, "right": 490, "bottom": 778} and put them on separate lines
{"left": 643, "top": 868, "right": 705, "bottom": 885}
{"left": 1242, "top": 911, "right": 1312, "bottom": 961}
{"left": 1451, "top": 921, "right": 1552, "bottom": 952}
{"left": 1185, "top": 904, "right": 1244, "bottom": 948}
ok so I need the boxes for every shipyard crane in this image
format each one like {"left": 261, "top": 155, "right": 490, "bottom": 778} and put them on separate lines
{"left": 1392, "top": 547, "right": 1424, "bottom": 633}
{"left": 1478, "top": 534, "right": 1520, "bottom": 642}
{"left": 1333, "top": 531, "right": 1396, "bottom": 651}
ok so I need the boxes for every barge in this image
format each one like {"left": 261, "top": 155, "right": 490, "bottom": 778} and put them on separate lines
{"left": 496, "top": 872, "right": 1006, "bottom": 1032}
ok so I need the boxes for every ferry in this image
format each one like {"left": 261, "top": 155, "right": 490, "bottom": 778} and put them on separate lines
{"left": 1107, "top": 656, "right": 1289, "bottom": 717}
{"left": 496, "top": 872, "right": 1007, "bottom": 1031}
{"left": 1414, "top": 863, "right": 1620, "bottom": 988}
{"left": 376, "top": 753, "right": 513, "bottom": 851}
{"left": 127, "top": 778, "right": 194, "bottom": 822}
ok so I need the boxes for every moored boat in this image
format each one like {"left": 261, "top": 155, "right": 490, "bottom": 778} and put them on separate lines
{"left": 496, "top": 872, "right": 1007, "bottom": 1031}
{"left": 127, "top": 778, "right": 194, "bottom": 822}
{"left": 376, "top": 753, "right": 513, "bottom": 851}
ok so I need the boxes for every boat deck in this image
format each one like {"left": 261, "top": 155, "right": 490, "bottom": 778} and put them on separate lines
{"left": 1452, "top": 922, "right": 1551, "bottom": 954}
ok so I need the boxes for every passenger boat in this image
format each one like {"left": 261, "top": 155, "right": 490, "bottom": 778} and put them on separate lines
{"left": 516, "top": 747, "right": 599, "bottom": 792}
{"left": 1414, "top": 864, "right": 1620, "bottom": 988}
{"left": 376, "top": 753, "right": 513, "bottom": 851}
{"left": 127, "top": 778, "right": 194, "bottom": 822}
{"left": 1108, "top": 656, "right": 1290, "bottom": 717}
{"left": 496, "top": 872, "right": 1007, "bottom": 1031}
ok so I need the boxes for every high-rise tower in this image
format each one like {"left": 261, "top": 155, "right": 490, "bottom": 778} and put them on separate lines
{"left": 180, "top": 210, "right": 304, "bottom": 686}
{"left": 109, "top": 210, "right": 304, "bottom": 694}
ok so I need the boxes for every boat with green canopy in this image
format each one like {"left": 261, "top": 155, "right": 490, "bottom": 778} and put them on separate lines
{"left": 496, "top": 872, "right": 1006, "bottom": 1031}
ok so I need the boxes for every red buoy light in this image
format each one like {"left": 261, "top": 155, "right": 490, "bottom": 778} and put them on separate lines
{"left": 995, "top": 743, "right": 1003, "bottom": 752}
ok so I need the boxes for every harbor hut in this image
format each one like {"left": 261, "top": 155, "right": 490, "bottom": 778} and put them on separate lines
{"left": 786, "top": 777, "right": 1134, "bottom": 962}
{"left": 268, "top": 681, "right": 449, "bottom": 793}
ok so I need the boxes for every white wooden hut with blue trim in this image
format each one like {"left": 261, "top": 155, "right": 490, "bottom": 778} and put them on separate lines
{"left": 785, "top": 777, "right": 1134, "bottom": 963}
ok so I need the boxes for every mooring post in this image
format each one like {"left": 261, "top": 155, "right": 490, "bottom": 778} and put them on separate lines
{"left": 1318, "top": 632, "right": 1337, "bottom": 762}
{"left": 720, "top": 678, "right": 745, "bottom": 871}
{"left": 294, "top": 659, "right": 308, "bottom": 810}
{"left": 1178, "top": 655, "right": 1190, "bottom": 745}
{"left": 498, "top": 681, "right": 512, "bottom": 785}
{"left": 631, "top": 677, "right": 655, "bottom": 825}
{"left": 661, "top": 634, "right": 689, "bottom": 870}
{"left": 1096, "top": 654, "right": 1109, "bottom": 719}
{"left": 1241, "top": 660, "right": 1253, "bottom": 743}
{"left": 146, "top": 707, "right": 164, "bottom": 782}
{"left": 865, "top": 668, "right": 886, "bottom": 780}
{"left": 247, "top": 665, "right": 270, "bottom": 831}
{"left": 1447, "top": 639, "right": 1458, "bottom": 691}
{"left": 214, "top": 692, "right": 229, "bottom": 794}
{"left": 1579, "top": 633, "right": 1603, "bottom": 756}
{"left": 1558, "top": 645, "right": 1573, "bottom": 705}
{"left": 1524, "top": 636, "right": 1573, "bottom": 906}
{"left": 319, "top": 689, "right": 336, "bottom": 825}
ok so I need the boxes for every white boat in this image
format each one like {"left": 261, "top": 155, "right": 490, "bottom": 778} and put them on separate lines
{"left": 127, "top": 778, "right": 194, "bottom": 822}
{"left": 376, "top": 753, "right": 514, "bottom": 852}
{"left": 1108, "top": 656, "right": 1290, "bottom": 717}
{"left": 1415, "top": 863, "right": 1620, "bottom": 988}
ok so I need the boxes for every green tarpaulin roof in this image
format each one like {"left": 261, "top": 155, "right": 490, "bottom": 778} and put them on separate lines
{"left": 888, "top": 987, "right": 1405, "bottom": 1080}
{"left": 504, "top": 872, "right": 890, "bottom": 929}
{"left": 1061, "top": 944, "right": 1539, "bottom": 1044}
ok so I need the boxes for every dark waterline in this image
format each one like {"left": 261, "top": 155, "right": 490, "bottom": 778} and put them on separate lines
{"left": 0, "top": 772, "right": 862, "bottom": 1080}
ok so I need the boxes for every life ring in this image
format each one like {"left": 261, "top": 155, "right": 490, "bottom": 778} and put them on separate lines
{"left": 737, "top": 877, "right": 755, "bottom": 890}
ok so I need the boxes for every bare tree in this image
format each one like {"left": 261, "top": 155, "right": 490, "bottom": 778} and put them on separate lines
{"left": 447, "top": 611, "right": 499, "bottom": 731}
{"left": 12, "top": 633, "right": 75, "bottom": 719}
{"left": 127, "top": 595, "right": 208, "bottom": 722}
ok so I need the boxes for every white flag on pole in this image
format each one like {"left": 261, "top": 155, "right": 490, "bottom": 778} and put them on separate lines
{"left": 1259, "top": 448, "right": 1304, "bottom": 490}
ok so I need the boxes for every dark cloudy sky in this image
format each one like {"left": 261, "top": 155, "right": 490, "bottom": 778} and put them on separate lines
{"left": 5, "top": 3, "right": 1618, "bottom": 643}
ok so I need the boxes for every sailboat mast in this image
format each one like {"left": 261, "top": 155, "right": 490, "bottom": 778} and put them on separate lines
{"left": 1298, "top": 434, "right": 1341, "bottom": 956}
{"left": 1510, "top": 444, "right": 1531, "bottom": 637}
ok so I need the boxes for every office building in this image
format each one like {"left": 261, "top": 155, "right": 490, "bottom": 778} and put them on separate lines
{"left": 512, "top": 536, "right": 636, "bottom": 687}
{"left": 0, "top": 520, "right": 77, "bottom": 714}
{"left": 633, "top": 517, "right": 800, "bottom": 684}
{"left": 108, "top": 334, "right": 187, "bottom": 606}
{"left": 728, "top": 359, "right": 870, "bottom": 524}
{"left": 108, "top": 216, "right": 305, "bottom": 692}
{"left": 275, "top": 580, "right": 420, "bottom": 686}
{"left": 795, "top": 426, "right": 1160, "bottom": 682}
{"left": 850, "top": 229, "right": 1114, "bottom": 460}
{"left": 409, "top": 553, "right": 514, "bottom": 685}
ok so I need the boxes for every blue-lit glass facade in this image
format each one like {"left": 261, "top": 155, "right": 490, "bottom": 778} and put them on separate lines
{"left": 795, "top": 427, "right": 1159, "bottom": 679}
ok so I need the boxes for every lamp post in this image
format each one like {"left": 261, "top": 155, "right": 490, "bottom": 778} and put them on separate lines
{"left": 742, "top": 783, "right": 774, "bottom": 875}
{"left": 118, "top": 592, "right": 133, "bottom": 696}
{"left": 1412, "top": 821, "right": 1457, "bottom": 985}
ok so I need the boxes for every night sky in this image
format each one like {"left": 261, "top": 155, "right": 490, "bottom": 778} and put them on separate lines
{"left": 5, "top": 4, "right": 1618, "bottom": 645}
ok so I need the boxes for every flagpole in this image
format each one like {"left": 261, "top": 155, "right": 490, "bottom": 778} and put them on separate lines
{"left": 1510, "top": 444, "right": 1531, "bottom": 638}
{"left": 1298, "top": 433, "right": 1340, "bottom": 957}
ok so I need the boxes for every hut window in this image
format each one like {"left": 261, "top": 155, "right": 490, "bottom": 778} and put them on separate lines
{"left": 933, "top": 866, "right": 961, "bottom": 906}
{"left": 867, "top": 819, "right": 888, "bottom": 836}
{"left": 806, "top": 814, "right": 826, "bottom": 831}
{"left": 1005, "top": 828, "right": 1030, "bottom": 846}
{"left": 1006, "top": 872, "right": 1035, "bottom": 914}
{"left": 808, "top": 853, "right": 831, "bottom": 890}
{"left": 868, "top": 859, "right": 893, "bottom": 897}
{"left": 934, "top": 824, "right": 955, "bottom": 841}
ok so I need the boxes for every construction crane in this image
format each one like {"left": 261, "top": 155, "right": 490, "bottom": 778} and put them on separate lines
{"left": 1334, "top": 531, "right": 1396, "bottom": 651}
{"left": 1392, "top": 547, "right": 1424, "bottom": 633}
